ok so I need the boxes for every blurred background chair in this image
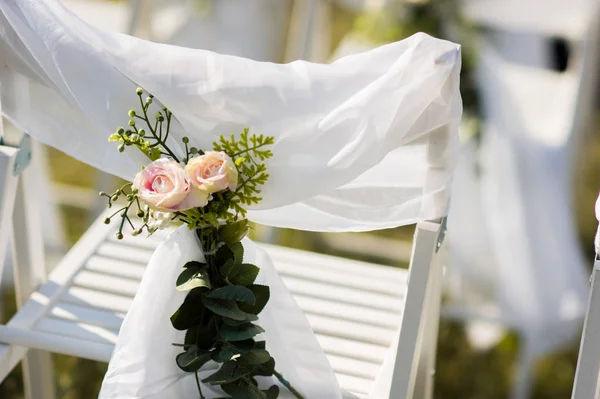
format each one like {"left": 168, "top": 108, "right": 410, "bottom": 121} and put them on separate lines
{"left": 572, "top": 254, "right": 600, "bottom": 399}
{"left": 444, "top": 1, "right": 600, "bottom": 398}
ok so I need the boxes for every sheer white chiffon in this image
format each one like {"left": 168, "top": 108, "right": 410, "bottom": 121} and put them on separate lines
{"left": 100, "top": 227, "right": 339, "bottom": 398}
{"left": 0, "top": 0, "right": 462, "bottom": 397}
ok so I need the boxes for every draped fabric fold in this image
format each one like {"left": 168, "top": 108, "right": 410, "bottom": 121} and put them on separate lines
{"left": 99, "top": 228, "right": 342, "bottom": 398}
{"left": 0, "top": 0, "right": 461, "bottom": 232}
{"left": 0, "top": 0, "right": 462, "bottom": 397}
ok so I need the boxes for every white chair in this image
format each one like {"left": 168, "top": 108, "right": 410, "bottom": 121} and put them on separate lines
{"left": 444, "top": 1, "right": 600, "bottom": 398}
{"left": 0, "top": 89, "right": 453, "bottom": 399}
{"left": 572, "top": 256, "right": 600, "bottom": 399}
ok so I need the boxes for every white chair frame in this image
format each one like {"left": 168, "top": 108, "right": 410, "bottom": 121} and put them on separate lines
{"left": 0, "top": 110, "right": 55, "bottom": 396}
{"left": 572, "top": 257, "right": 600, "bottom": 399}
{"left": 0, "top": 84, "right": 452, "bottom": 399}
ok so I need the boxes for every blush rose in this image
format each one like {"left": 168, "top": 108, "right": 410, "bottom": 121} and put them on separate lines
{"left": 185, "top": 151, "right": 238, "bottom": 194}
{"left": 133, "top": 158, "right": 208, "bottom": 211}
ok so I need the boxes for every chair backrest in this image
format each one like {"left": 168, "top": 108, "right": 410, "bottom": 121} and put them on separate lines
{"left": 0, "top": 77, "right": 47, "bottom": 300}
{"left": 370, "top": 122, "right": 454, "bottom": 399}
{"left": 572, "top": 258, "right": 600, "bottom": 399}
{"left": 0, "top": 81, "right": 20, "bottom": 289}
{"left": 468, "top": 0, "right": 600, "bottom": 155}
{"left": 389, "top": 220, "right": 444, "bottom": 399}
{"left": 461, "top": 0, "right": 598, "bottom": 41}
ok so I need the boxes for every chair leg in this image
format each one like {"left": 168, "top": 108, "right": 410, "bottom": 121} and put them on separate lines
{"left": 12, "top": 174, "right": 56, "bottom": 399}
{"left": 390, "top": 221, "right": 442, "bottom": 399}
{"left": 572, "top": 260, "right": 600, "bottom": 399}
{"left": 511, "top": 342, "right": 534, "bottom": 399}
{"left": 413, "top": 243, "right": 444, "bottom": 399}
{"left": 22, "top": 352, "right": 55, "bottom": 399}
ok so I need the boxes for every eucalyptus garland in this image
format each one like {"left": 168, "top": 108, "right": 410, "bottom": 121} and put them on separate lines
{"left": 101, "top": 88, "right": 303, "bottom": 399}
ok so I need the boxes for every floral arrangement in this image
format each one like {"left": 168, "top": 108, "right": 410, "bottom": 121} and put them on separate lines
{"left": 100, "top": 88, "right": 302, "bottom": 399}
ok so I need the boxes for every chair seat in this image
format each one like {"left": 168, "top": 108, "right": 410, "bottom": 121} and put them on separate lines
{"left": 2, "top": 214, "right": 408, "bottom": 397}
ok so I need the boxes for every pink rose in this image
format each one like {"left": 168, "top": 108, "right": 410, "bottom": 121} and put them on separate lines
{"left": 185, "top": 151, "right": 238, "bottom": 194}
{"left": 133, "top": 158, "right": 208, "bottom": 211}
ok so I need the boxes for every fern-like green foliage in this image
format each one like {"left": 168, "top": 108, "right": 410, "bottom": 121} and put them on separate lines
{"left": 213, "top": 129, "right": 274, "bottom": 218}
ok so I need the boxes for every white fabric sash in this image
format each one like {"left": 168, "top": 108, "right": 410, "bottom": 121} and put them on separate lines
{"left": 0, "top": 0, "right": 461, "bottom": 232}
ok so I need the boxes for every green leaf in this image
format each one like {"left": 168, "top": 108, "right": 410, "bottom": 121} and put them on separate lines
{"left": 236, "top": 349, "right": 270, "bottom": 365}
{"left": 183, "top": 260, "right": 205, "bottom": 269}
{"left": 176, "top": 346, "right": 212, "bottom": 372}
{"left": 221, "top": 380, "right": 266, "bottom": 399}
{"left": 211, "top": 339, "right": 255, "bottom": 363}
{"left": 201, "top": 297, "right": 248, "bottom": 321}
{"left": 216, "top": 245, "right": 234, "bottom": 267}
{"left": 228, "top": 263, "right": 260, "bottom": 286}
{"left": 219, "top": 323, "right": 264, "bottom": 341}
{"left": 220, "top": 259, "right": 235, "bottom": 280}
{"left": 222, "top": 313, "right": 258, "bottom": 326}
{"left": 239, "top": 285, "right": 270, "bottom": 315}
{"left": 263, "top": 385, "right": 280, "bottom": 399}
{"left": 230, "top": 242, "right": 244, "bottom": 265}
{"left": 176, "top": 263, "right": 211, "bottom": 292}
{"left": 219, "top": 219, "right": 249, "bottom": 245}
{"left": 254, "top": 357, "right": 275, "bottom": 377}
{"left": 207, "top": 286, "right": 256, "bottom": 305}
{"left": 184, "top": 317, "right": 217, "bottom": 350}
{"left": 202, "top": 361, "right": 253, "bottom": 385}
{"left": 170, "top": 292, "right": 205, "bottom": 330}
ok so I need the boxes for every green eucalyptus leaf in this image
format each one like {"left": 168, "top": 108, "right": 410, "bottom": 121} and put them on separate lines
{"left": 216, "top": 245, "right": 234, "bottom": 266}
{"left": 207, "top": 285, "right": 256, "bottom": 305}
{"left": 184, "top": 317, "right": 217, "bottom": 350}
{"left": 228, "top": 263, "right": 260, "bottom": 286}
{"left": 236, "top": 348, "right": 270, "bottom": 365}
{"left": 184, "top": 324, "right": 200, "bottom": 346}
{"left": 221, "top": 379, "right": 266, "bottom": 399}
{"left": 263, "top": 385, "right": 280, "bottom": 399}
{"left": 211, "top": 339, "right": 255, "bottom": 363}
{"left": 239, "top": 285, "right": 270, "bottom": 315}
{"left": 219, "top": 323, "right": 264, "bottom": 341}
{"left": 175, "top": 346, "right": 213, "bottom": 372}
{"left": 220, "top": 259, "right": 235, "bottom": 279}
{"left": 170, "top": 292, "right": 205, "bottom": 330}
{"left": 176, "top": 264, "right": 211, "bottom": 292}
{"left": 183, "top": 260, "right": 205, "bottom": 269}
{"left": 201, "top": 297, "right": 248, "bottom": 321}
{"left": 219, "top": 219, "right": 249, "bottom": 245}
{"left": 229, "top": 242, "right": 244, "bottom": 265}
{"left": 254, "top": 357, "right": 275, "bottom": 377}
{"left": 202, "top": 361, "right": 253, "bottom": 385}
{"left": 222, "top": 313, "right": 258, "bottom": 326}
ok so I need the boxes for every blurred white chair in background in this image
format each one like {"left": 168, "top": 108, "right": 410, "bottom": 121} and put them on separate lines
{"left": 444, "top": 1, "right": 600, "bottom": 398}
{"left": 572, "top": 206, "right": 600, "bottom": 399}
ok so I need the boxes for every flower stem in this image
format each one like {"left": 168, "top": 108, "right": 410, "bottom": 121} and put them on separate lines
{"left": 194, "top": 370, "right": 205, "bottom": 399}
{"left": 274, "top": 370, "right": 304, "bottom": 399}
{"left": 138, "top": 95, "right": 180, "bottom": 162}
